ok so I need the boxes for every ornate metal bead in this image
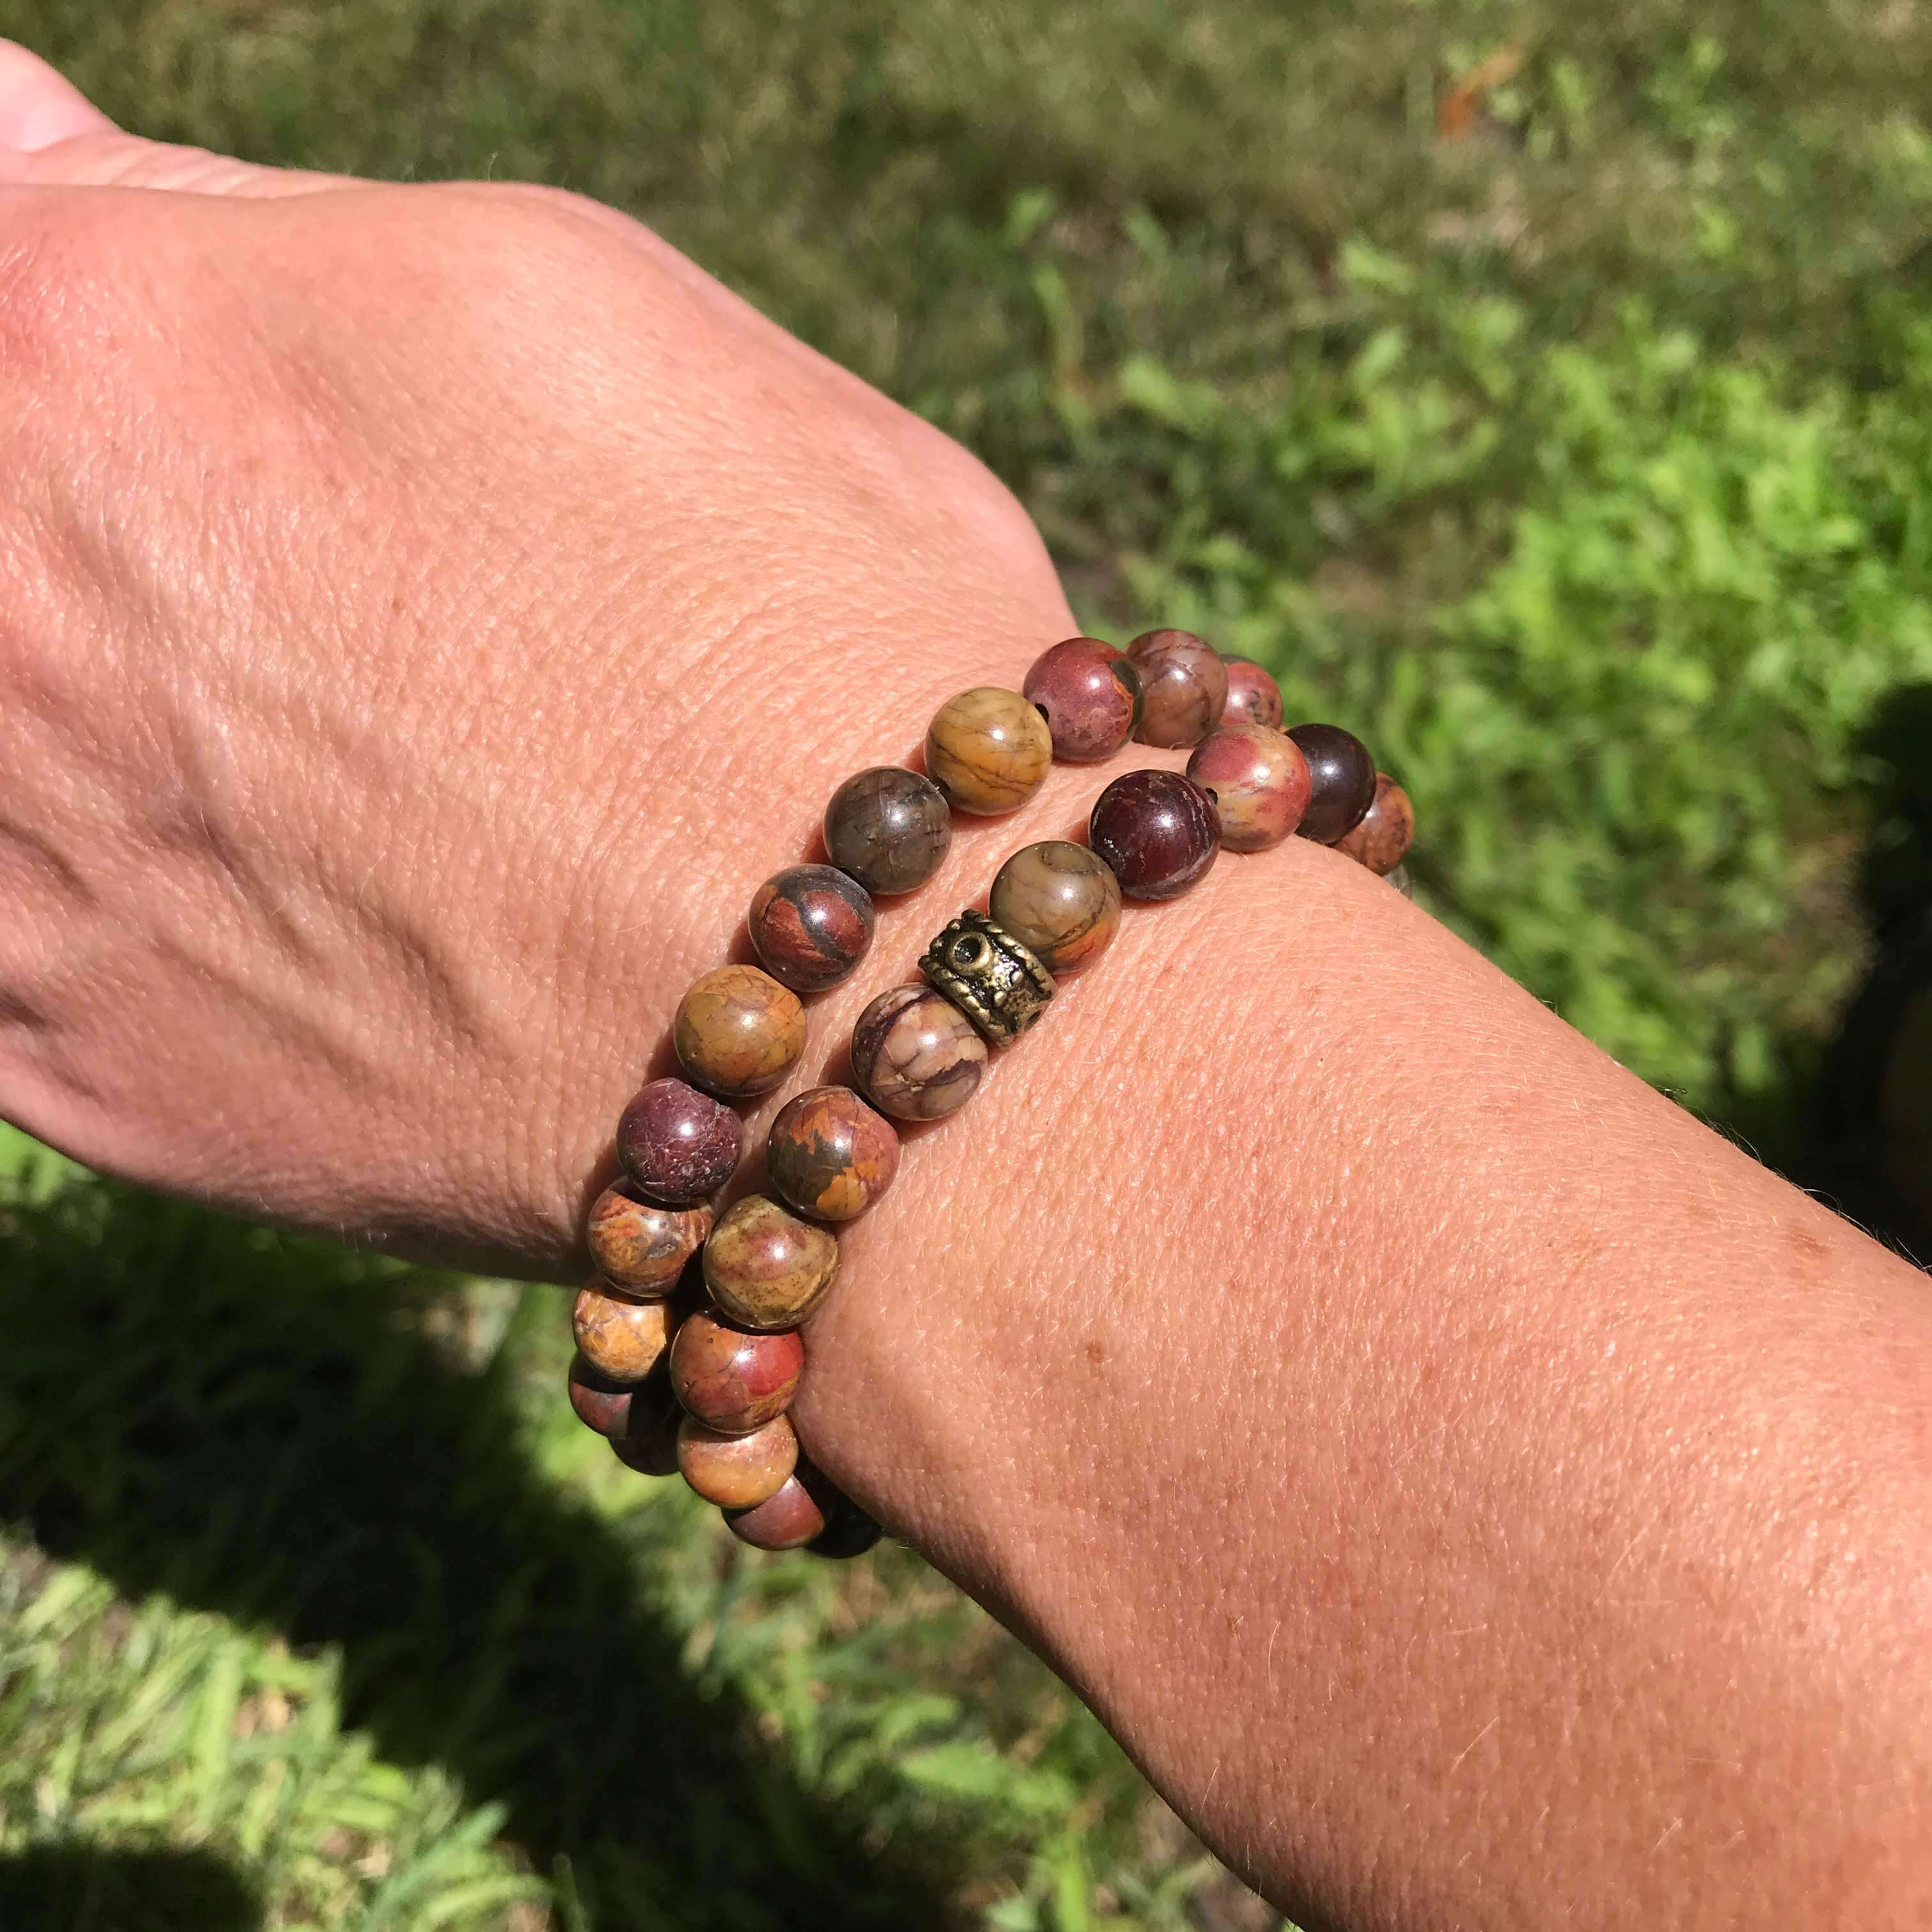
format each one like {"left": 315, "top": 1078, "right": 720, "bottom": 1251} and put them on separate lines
{"left": 919, "top": 908, "right": 1056, "bottom": 1046}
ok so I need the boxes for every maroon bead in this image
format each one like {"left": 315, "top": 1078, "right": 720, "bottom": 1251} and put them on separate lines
{"left": 749, "top": 864, "right": 877, "bottom": 993}
{"left": 608, "top": 1370, "right": 684, "bottom": 1476}
{"left": 1287, "top": 723, "right": 1377, "bottom": 844}
{"left": 802, "top": 1465, "right": 884, "bottom": 1559}
{"left": 1186, "top": 723, "right": 1311, "bottom": 852}
{"left": 1334, "top": 772, "right": 1416, "bottom": 876}
{"left": 1220, "top": 656, "right": 1284, "bottom": 730}
{"left": 1022, "top": 635, "right": 1142, "bottom": 762}
{"left": 617, "top": 1078, "right": 743, "bottom": 1206}
{"left": 1089, "top": 769, "right": 1221, "bottom": 901}
{"left": 669, "top": 1310, "right": 804, "bottom": 1435}
{"left": 724, "top": 1475, "right": 826, "bottom": 1551}
{"left": 1126, "top": 629, "right": 1228, "bottom": 749}
{"left": 569, "top": 1353, "right": 646, "bottom": 1439}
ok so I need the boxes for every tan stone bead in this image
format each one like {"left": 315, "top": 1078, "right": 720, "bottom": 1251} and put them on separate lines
{"left": 767, "top": 1085, "right": 901, "bottom": 1222}
{"left": 923, "top": 686, "right": 1053, "bottom": 816}
{"left": 673, "top": 964, "right": 806, "bottom": 1099}
{"left": 572, "top": 1278, "right": 677, "bottom": 1383}
{"left": 678, "top": 1413, "right": 799, "bottom": 1509}
{"left": 703, "top": 1194, "right": 839, "bottom": 1330}
{"left": 988, "top": 840, "right": 1123, "bottom": 975}
{"left": 1333, "top": 771, "right": 1416, "bottom": 876}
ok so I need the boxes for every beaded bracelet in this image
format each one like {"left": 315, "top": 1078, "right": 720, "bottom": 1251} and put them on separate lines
{"left": 563, "top": 629, "right": 1414, "bottom": 1557}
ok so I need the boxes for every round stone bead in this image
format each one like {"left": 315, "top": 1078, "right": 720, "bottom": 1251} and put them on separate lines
{"left": 1089, "top": 769, "right": 1221, "bottom": 901}
{"left": 1022, "top": 636, "right": 1142, "bottom": 762}
{"left": 1186, "top": 723, "right": 1312, "bottom": 852}
{"left": 1287, "top": 723, "right": 1377, "bottom": 845}
{"left": 573, "top": 1278, "right": 677, "bottom": 1383}
{"left": 703, "top": 1193, "right": 839, "bottom": 1331}
{"left": 673, "top": 964, "right": 806, "bottom": 1098}
{"left": 822, "top": 767, "right": 951, "bottom": 896}
{"left": 766, "top": 1085, "right": 901, "bottom": 1222}
{"left": 1126, "top": 629, "right": 1228, "bottom": 749}
{"left": 617, "top": 1077, "right": 742, "bottom": 1206}
{"left": 669, "top": 1311, "right": 803, "bottom": 1435}
{"left": 1334, "top": 772, "right": 1416, "bottom": 877}
{"left": 724, "top": 1475, "right": 826, "bottom": 1552}
{"left": 807, "top": 1489, "right": 885, "bottom": 1560}
{"left": 585, "top": 1182, "right": 711, "bottom": 1296}
{"left": 608, "top": 1371, "right": 684, "bottom": 1476}
{"left": 923, "top": 687, "right": 1053, "bottom": 816}
{"left": 850, "top": 984, "right": 988, "bottom": 1122}
{"left": 988, "top": 840, "right": 1123, "bottom": 976}
{"left": 569, "top": 1353, "right": 651, "bottom": 1439}
{"left": 678, "top": 1413, "right": 798, "bottom": 1510}
{"left": 1220, "top": 656, "right": 1284, "bottom": 730}
{"left": 749, "top": 864, "right": 876, "bottom": 993}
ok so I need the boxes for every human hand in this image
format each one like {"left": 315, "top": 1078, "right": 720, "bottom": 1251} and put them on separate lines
{"left": 0, "top": 42, "right": 1073, "bottom": 1272}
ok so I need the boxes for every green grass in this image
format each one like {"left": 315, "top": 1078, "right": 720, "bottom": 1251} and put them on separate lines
{"left": 3, "top": 0, "right": 1931, "bottom": 1924}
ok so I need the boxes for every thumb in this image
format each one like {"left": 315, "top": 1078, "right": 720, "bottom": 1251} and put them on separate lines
{"left": 0, "top": 41, "right": 341, "bottom": 195}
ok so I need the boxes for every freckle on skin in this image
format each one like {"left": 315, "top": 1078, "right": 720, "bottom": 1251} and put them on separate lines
{"left": 1085, "top": 1339, "right": 1105, "bottom": 1366}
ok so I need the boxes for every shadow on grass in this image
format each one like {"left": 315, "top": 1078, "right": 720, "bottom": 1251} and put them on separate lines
{"left": 0, "top": 1182, "right": 962, "bottom": 1931}
{"left": 0, "top": 1842, "right": 260, "bottom": 1932}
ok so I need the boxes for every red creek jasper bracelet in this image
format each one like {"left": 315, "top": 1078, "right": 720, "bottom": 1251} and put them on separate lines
{"left": 565, "top": 629, "right": 1414, "bottom": 1558}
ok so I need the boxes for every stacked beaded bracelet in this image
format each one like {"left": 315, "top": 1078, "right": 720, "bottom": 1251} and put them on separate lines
{"left": 565, "top": 628, "right": 1414, "bottom": 1558}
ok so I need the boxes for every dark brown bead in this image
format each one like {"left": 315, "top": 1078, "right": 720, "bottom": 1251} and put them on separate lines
{"left": 1334, "top": 772, "right": 1416, "bottom": 876}
{"left": 1022, "top": 636, "right": 1142, "bottom": 762}
{"left": 1287, "top": 723, "right": 1377, "bottom": 845}
{"left": 801, "top": 1464, "right": 884, "bottom": 1559}
{"left": 1186, "top": 723, "right": 1312, "bottom": 852}
{"left": 585, "top": 1181, "right": 711, "bottom": 1296}
{"left": 1089, "top": 769, "right": 1221, "bottom": 901}
{"left": 924, "top": 686, "right": 1054, "bottom": 816}
{"left": 850, "top": 983, "right": 987, "bottom": 1122}
{"left": 678, "top": 1412, "right": 798, "bottom": 1508}
{"left": 1126, "top": 629, "right": 1228, "bottom": 749}
{"left": 617, "top": 1077, "right": 742, "bottom": 1206}
{"left": 703, "top": 1193, "right": 839, "bottom": 1330}
{"left": 573, "top": 1278, "right": 677, "bottom": 1383}
{"left": 724, "top": 1475, "right": 826, "bottom": 1552}
{"left": 823, "top": 767, "right": 952, "bottom": 896}
{"left": 988, "top": 840, "right": 1122, "bottom": 976}
{"left": 569, "top": 1353, "right": 647, "bottom": 1438}
{"left": 1220, "top": 656, "right": 1284, "bottom": 730}
{"left": 673, "top": 964, "right": 806, "bottom": 1098}
{"left": 767, "top": 1085, "right": 901, "bottom": 1222}
{"left": 608, "top": 1368, "right": 684, "bottom": 1476}
{"left": 749, "top": 864, "right": 877, "bottom": 993}
{"left": 669, "top": 1310, "right": 803, "bottom": 1435}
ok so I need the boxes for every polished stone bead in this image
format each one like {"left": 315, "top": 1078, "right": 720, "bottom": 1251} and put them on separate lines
{"left": 607, "top": 1367, "right": 684, "bottom": 1475}
{"left": 724, "top": 1475, "right": 827, "bottom": 1551}
{"left": 767, "top": 1085, "right": 901, "bottom": 1222}
{"left": 924, "top": 686, "right": 1054, "bottom": 816}
{"left": 850, "top": 983, "right": 988, "bottom": 1122}
{"left": 807, "top": 1487, "right": 885, "bottom": 1559}
{"left": 1334, "top": 772, "right": 1416, "bottom": 876}
{"left": 822, "top": 767, "right": 952, "bottom": 896}
{"left": 988, "top": 839, "right": 1123, "bottom": 976}
{"left": 573, "top": 1277, "right": 677, "bottom": 1383}
{"left": 1126, "top": 629, "right": 1228, "bottom": 749}
{"left": 678, "top": 1412, "right": 799, "bottom": 1509}
{"left": 703, "top": 1193, "right": 839, "bottom": 1330}
{"left": 749, "top": 864, "right": 877, "bottom": 993}
{"left": 569, "top": 1352, "right": 648, "bottom": 1438}
{"left": 1220, "top": 656, "right": 1284, "bottom": 730}
{"left": 1089, "top": 769, "right": 1221, "bottom": 900}
{"left": 1186, "top": 723, "right": 1312, "bottom": 852}
{"left": 617, "top": 1077, "right": 742, "bottom": 1206}
{"left": 673, "top": 964, "right": 806, "bottom": 1098}
{"left": 1022, "top": 636, "right": 1142, "bottom": 762}
{"left": 1287, "top": 723, "right": 1377, "bottom": 845}
{"left": 669, "top": 1310, "right": 804, "bottom": 1435}
{"left": 585, "top": 1181, "right": 711, "bottom": 1296}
